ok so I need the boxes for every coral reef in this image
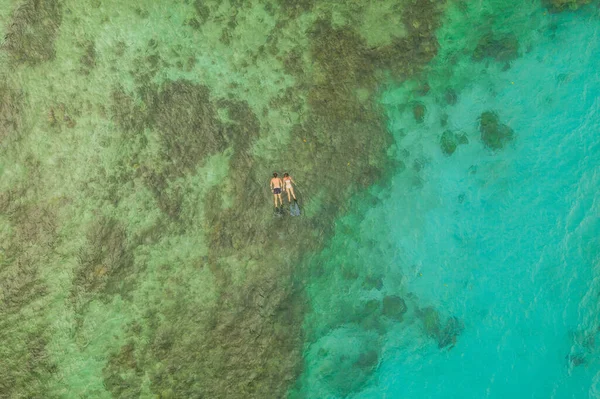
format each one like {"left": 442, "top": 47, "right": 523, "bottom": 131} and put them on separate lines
{"left": 416, "top": 307, "right": 464, "bottom": 349}
{"left": 440, "top": 130, "right": 468, "bottom": 156}
{"left": 473, "top": 33, "right": 519, "bottom": 63}
{"left": 80, "top": 41, "right": 97, "bottom": 74}
{"left": 479, "top": 111, "right": 515, "bottom": 150}
{"left": 543, "top": 0, "right": 592, "bottom": 12}
{"left": 413, "top": 102, "right": 426, "bottom": 123}
{"left": 193, "top": 0, "right": 211, "bottom": 23}
{"left": 149, "top": 81, "right": 226, "bottom": 176}
{"left": 110, "top": 87, "right": 147, "bottom": 134}
{"left": 102, "top": 341, "right": 142, "bottom": 398}
{"left": 305, "top": 327, "right": 380, "bottom": 397}
{"left": 0, "top": 84, "right": 24, "bottom": 145}
{"left": 0, "top": 0, "right": 451, "bottom": 397}
{"left": 444, "top": 88, "right": 458, "bottom": 105}
{"left": 438, "top": 316, "right": 465, "bottom": 349}
{"left": 3, "top": 0, "right": 63, "bottom": 65}
{"left": 0, "top": 173, "right": 58, "bottom": 398}
{"left": 382, "top": 295, "right": 408, "bottom": 320}
{"left": 72, "top": 216, "right": 136, "bottom": 305}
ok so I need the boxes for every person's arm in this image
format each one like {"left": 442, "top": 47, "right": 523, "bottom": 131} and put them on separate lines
{"left": 270, "top": 179, "right": 273, "bottom": 190}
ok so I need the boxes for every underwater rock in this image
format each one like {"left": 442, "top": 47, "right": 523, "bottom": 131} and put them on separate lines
{"left": 456, "top": 132, "right": 469, "bottom": 145}
{"left": 440, "top": 113, "right": 448, "bottom": 127}
{"left": 479, "top": 111, "right": 514, "bottom": 150}
{"left": 412, "top": 157, "right": 427, "bottom": 172}
{"left": 473, "top": 33, "right": 519, "bottom": 63}
{"left": 413, "top": 102, "right": 426, "bottom": 123}
{"left": 544, "top": 0, "right": 592, "bottom": 12}
{"left": 566, "top": 353, "right": 587, "bottom": 367}
{"left": 440, "top": 130, "right": 458, "bottom": 155}
{"left": 441, "top": 130, "right": 469, "bottom": 155}
{"left": 417, "top": 307, "right": 464, "bottom": 349}
{"left": 444, "top": 88, "right": 458, "bottom": 105}
{"left": 571, "top": 329, "right": 596, "bottom": 350}
{"left": 382, "top": 295, "right": 407, "bottom": 320}
{"left": 363, "top": 275, "right": 384, "bottom": 290}
{"left": 438, "top": 316, "right": 464, "bottom": 349}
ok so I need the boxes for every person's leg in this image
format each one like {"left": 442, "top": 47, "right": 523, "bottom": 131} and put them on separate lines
{"left": 278, "top": 193, "right": 283, "bottom": 206}
{"left": 290, "top": 187, "right": 297, "bottom": 201}
{"left": 273, "top": 193, "right": 277, "bottom": 207}
{"left": 286, "top": 189, "right": 291, "bottom": 202}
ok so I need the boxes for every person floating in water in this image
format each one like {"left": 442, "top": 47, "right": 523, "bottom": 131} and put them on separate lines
{"left": 270, "top": 172, "right": 283, "bottom": 210}
{"left": 283, "top": 173, "right": 297, "bottom": 203}
{"left": 284, "top": 172, "right": 301, "bottom": 216}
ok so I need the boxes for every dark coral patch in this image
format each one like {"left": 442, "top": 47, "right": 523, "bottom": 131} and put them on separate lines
{"left": 0, "top": 187, "right": 59, "bottom": 397}
{"left": 103, "top": 341, "right": 142, "bottom": 398}
{"left": 72, "top": 216, "right": 136, "bottom": 304}
{"left": 80, "top": 41, "right": 97, "bottom": 74}
{"left": 149, "top": 81, "right": 227, "bottom": 176}
{"left": 441, "top": 130, "right": 458, "bottom": 155}
{"left": 413, "top": 102, "right": 426, "bottom": 123}
{"left": 382, "top": 295, "right": 407, "bottom": 320}
{"left": 479, "top": 111, "right": 514, "bottom": 150}
{"left": 438, "top": 316, "right": 464, "bottom": 349}
{"left": 473, "top": 33, "right": 519, "bottom": 63}
{"left": 110, "top": 87, "right": 147, "bottom": 133}
{"left": 543, "top": 0, "right": 592, "bottom": 12}
{"left": 193, "top": 0, "right": 211, "bottom": 23}
{"left": 277, "top": 0, "right": 315, "bottom": 18}
{"left": 444, "top": 88, "right": 458, "bottom": 105}
{"left": 440, "top": 130, "right": 468, "bottom": 156}
{"left": 0, "top": 84, "right": 24, "bottom": 145}
{"left": 4, "top": 0, "right": 63, "bottom": 65}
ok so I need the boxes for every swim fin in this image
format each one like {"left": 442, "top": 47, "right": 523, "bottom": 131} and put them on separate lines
{"left": 290, "top": 202, "right": 301, "bottom": 216}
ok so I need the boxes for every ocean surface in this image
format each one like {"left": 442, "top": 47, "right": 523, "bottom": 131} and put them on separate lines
{"left": 297, "top": 3, "right": 600, "bottom": 399}
{"left": 1, "top": 1, "right": 599, "bottom": 398}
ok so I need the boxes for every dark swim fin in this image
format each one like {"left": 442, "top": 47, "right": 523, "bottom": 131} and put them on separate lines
{"left": 290, "top": 202, "right": 301, "bottom": 216}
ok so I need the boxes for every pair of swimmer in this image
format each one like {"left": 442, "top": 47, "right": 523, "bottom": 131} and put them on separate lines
{"left": 269, "top": 172, "right": 296, "bottom": 209}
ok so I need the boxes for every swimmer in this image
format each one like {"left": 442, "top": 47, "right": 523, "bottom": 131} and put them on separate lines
{"left": 282, "top": 173, "right": 297, "bottom": 203}
{"left": 270, "top": 172, "right": 283, "bottom": 209}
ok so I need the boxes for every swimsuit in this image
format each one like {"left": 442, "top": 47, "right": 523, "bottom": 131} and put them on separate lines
{"left": 273, "top": 187, "right": 281, "bottom": 194}
{"left": 284, "top": 178, "right": 292, "bottom": 189}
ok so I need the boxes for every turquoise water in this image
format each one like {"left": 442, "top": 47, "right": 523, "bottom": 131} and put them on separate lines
{"left": 371, "top": 11, "right": 599, "bottom": 399}
{"left": 298, "top": 5, "right": 600, "bottom": 399}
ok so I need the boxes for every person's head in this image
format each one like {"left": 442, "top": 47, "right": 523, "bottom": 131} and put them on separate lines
{"left": 284, "top": 173, "right": 289, "bottom": 177}
{"left": 273, "top": 172, "right": 278, "bottom": 178}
